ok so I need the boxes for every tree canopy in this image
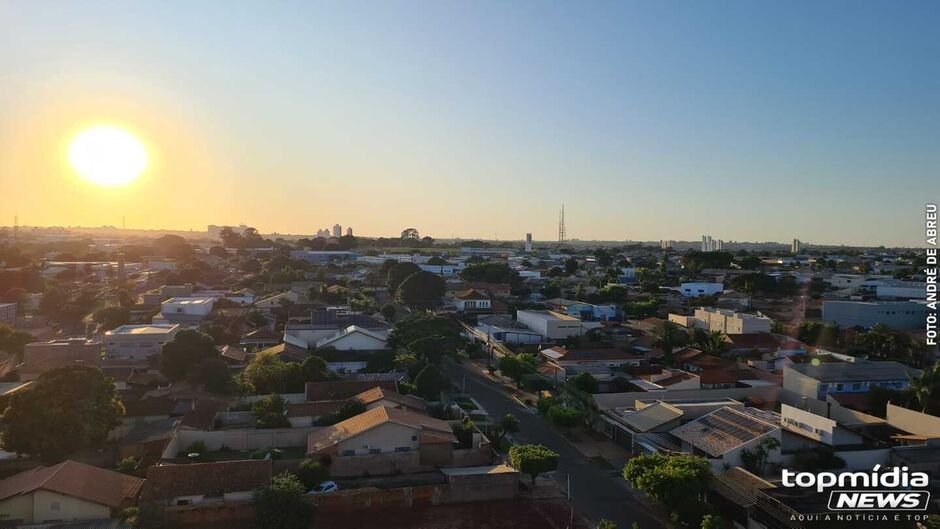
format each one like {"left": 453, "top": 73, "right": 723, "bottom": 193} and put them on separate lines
{"left": 396, "top": 270, "right": 446, "bottom": 308}
{"left": 252, "top": 471, "right": 313, "bottom": 529}
{"left": 2, "top": 366, "right": 124, "bottom": 462}
{"left": 159, "top": 329, "right": 218, "bottom": 381}
{"left": 508, "top": 444, "right": 559, "bottom": 485}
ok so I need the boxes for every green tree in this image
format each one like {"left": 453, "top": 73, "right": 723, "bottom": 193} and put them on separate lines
{"left": 596, "top": 520, "right": 617, "bottom": 529}
{"left": 692, "top": 328, "right": 726, "bottom": 355}
{"left": 159, "top": 329, "right": 218, "bottom": 381}
{"left": 701, "top": 514, "right": 730, "bottom": 529}
{"left": 296, "top": 458, "right": 330, "bottom": 490}
{"left": 92, "top": 306, "right": 131, "bottom": 332}
{"left": 252, "top": 471, "right": 313, "bottom": 529}
{"left": 317, "top": 400, "right": 367, "bottom": 426}
{"left": 381, "top": 303, "right": 397, "bottom": 320}
{"left": 623, "top": 454, "right": 711, "bottom": 525}
{"left": 387, "top": 262, "right": 421, "bottom": 291}
{"left": 2, "top": 365, "right": 124, "bottom": 462}
{"left": 396, "top": 270, "right": 446, "bottom": 308}
{"left": 414, "top": 364, "right": 447, "bottom": 401}
{"left": 242, "top": 352, "right": 306, "bottom": 394}
{"left": 252, "top": 394, "right": 291, "bottom": 429}
{"left": 653, "top": 321, "right": 685, "bottom": 363}
{"left": 571, "top": 372, "right": 599, "bottom": 393}
{"left": 508, "top": 444, "right": 559, "bottom": 486}
{"left": 188, "top": 358, "right": 233, "bottom": 394}
{"left": 909, "top": 362, "right": 940, "bottom": 414}
{"left": 491, "top": 413, "right": 520, "bottom": 448}
{"left": 0, "top": 325, "right": 37, "bottom": 362}
{"left": 498, "top": 355, "right": 526, "bottom": 385}
{"left": 740, "top": 437, "right": 780, "bottom": 475}
{"left": 547, "top": 405, "right": 583, "bottom": 429}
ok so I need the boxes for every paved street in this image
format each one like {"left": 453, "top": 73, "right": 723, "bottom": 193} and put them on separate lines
{"left": 443, "top": 360, "right": 668, "bottom": 529}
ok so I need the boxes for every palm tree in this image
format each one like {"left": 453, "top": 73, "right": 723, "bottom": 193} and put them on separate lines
{"left": 653, "top": 321, "right": 685, "bottom": 364}
{"left": 693, "top": 329, "right": 727, "bottom": 355}
{"left": 909, "top": 363, "right": 940, "bottom": 413}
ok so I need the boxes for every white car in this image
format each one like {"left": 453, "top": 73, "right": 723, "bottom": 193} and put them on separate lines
{"left": 309, "top": 481, "right": 338, "bottom": 494}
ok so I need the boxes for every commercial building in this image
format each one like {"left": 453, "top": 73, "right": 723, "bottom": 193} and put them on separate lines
{"left": 821, "top": 300, "right": 927, "bottom": 329}
{"left": 679, "top": 282, "right": 724, "bottom": 298}
{"left": 692, "top": 307, "right": 772, "bottom": 334}
{"left": 516, "top": 310, "right": 587, "bottom": 340}
{"left": 783, "top": 361, "right": 921, "bottom": 402}
{"left": 475, "top": 315, "right": 544, "bottom": 345}
{"left": 104, "top": 324, "right": 181, "bottom": 360}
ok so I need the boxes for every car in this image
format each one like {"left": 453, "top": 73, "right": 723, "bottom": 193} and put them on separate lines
{"left": 308, "top": 481, "right": 338, "bottom": 494}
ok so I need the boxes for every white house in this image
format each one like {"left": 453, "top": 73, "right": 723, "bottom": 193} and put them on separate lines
{"left": 158, "top": 297, "right": 216, "bottom": 324}
{"left": 679, "top": 282, "right": 724, "bottom": 298}
{"left": 454, "top": 289, "right": 492, "bottom": 312}
{"left": 315, "top": 325, "right": 388, "bottom": 351}
{"left": 104, "top": 324, "right": 181, "bottom": 360}
{"left": 516, "top": 310, "right": 590, "bottom": 340}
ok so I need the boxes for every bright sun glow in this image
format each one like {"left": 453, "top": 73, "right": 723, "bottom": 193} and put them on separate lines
{"left": 68, "top": 125, "right": 148, "bottom": 186}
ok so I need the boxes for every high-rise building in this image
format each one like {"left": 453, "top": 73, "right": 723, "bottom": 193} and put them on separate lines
{"left": 525, "top": 233, "right": 533, "bottom": 252}
{"left": 701, "top": 235, "right": 708, "bottom": 252}
{"left": 792, "top": 238, "right": 802, "bottom": 254}
{"left": 716, "top": 239, "right": 723, "bottom": 251}
{"left": 333, "top": 224, "right": 342, "bottom": 238}
{"left": 346, "top": 227, "right": 353, "bottom": 237}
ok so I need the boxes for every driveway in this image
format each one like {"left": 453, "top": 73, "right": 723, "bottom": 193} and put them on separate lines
{"left": 442, "top": 360, "right": 668, "bottom": 529}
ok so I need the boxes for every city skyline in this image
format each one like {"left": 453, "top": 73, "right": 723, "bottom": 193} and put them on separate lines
{"left": 1, "top": 2, "right": 937, "bottom": 246}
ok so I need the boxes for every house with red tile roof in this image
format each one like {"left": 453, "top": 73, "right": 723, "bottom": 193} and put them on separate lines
{"left": 0, "top": 460, "right": 143, "bottom": 525}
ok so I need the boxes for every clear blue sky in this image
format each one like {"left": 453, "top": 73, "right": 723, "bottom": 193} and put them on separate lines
{"left": 1, "top": 1, "right": 937, "bottom": 246}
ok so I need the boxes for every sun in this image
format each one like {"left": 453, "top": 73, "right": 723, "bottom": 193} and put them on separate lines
{"left": 68, "top": 125, "right": 148, "bottom": 186}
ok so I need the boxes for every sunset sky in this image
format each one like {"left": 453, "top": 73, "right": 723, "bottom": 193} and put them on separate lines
{"left": 1, "top": 1, "right": 937, "bottom": 246}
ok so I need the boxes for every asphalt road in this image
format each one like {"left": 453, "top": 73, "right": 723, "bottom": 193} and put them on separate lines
{"left": 442, "top": 360, "right": 667, "bottom": 529}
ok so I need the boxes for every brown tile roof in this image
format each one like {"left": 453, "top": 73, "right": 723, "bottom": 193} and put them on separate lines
{"left": 307, "top": 406, "right": 455, "bottom": 454}
{"left": 725, "top": 333, "right": 779, "bottom": 350}
{"left": 243, "top": 327, "right": 280, "bottom": 341}
{"left": 655, "top": 371, "right": 698, "bottom": 387}
{"left": 353, "top": 387, "right": 426, "bottom": 412}
{"left": 305, "top": 379, "right": 397, "bottom": 401}
{"left": 141, "top": 460, "right": 272, "bottom": 501}
{"left": 455, "top": 289, "right": 489, "bottom": 300}
{"left": 673, "top": 347, "right": 705, "bottom": 364}
{"left": 220, "top": 345, "right": 248, "bottom": 362}
{"left": 258, "top": 342, "right": 308, "bottom": 363}
{"left": 0, "top": 460, "right": 143, "bottom": 508}
{"left": 557, "top": 348, "right": 643, "bottom": 362}
{"left": 687, "top": 355, "right": 734, "bottom": 371}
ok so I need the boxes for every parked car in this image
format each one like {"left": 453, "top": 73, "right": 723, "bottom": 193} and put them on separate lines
{"left": 309, "top": 481, "right": 338, "bottom": 494}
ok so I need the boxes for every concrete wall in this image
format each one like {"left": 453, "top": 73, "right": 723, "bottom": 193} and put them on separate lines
{"left": 163, "top": 427, "right": 318, "bottom": 458}
{"left": 886, "top": 403, "right": 940, "bottom": 436}
{"left": 336, "top": 422, "right": 417, "bottom": 456}
{"left": 831, "top": 448, "right": 891, "bottom": 470}
{"left": 32, "top": 490, "right": 111, "bottom": 524}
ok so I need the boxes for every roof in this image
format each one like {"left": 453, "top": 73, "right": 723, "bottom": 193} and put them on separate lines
{"left": 141, "top": 460, "right": 272, "bottom": 501}
{"left": 787, "top": 361, "right": 921, "bottom": 382}
{"left": 670, "top": 406, "right": 780, "bottom": 458}
{"left": 455, "top": 289, "right": 489, "bottom": 300}
{"left": 315, "top": 325, "right": 388, "bottom": 349}
{"left": 0, "top": 460, "right": 143, "bottom": 508}
{"left": 699, "top": 368, "right": 756, "bottom": 385}
{"left": 517, "top": 310, "right": 579, "bottom": 321}
{"left": 258, "top": 342, "right": 309, "bottom": 363}
{"left": 686, "top": 355, "right": 734, "bottom": 370}
{"left": 306, "top": 379, "right": 397, "bottom": 401}
{"left": 655, "top": 371, "right": 699, "bottom": 387}
{"left": 673, "top": 348, "right": 705, "bottom": 364}
{"left": 307, "top": 406, "right": 456, "bottom": 453}
{"left": 710, "top": 467, "right": 776, "bottom": 507}
{"left": 620, "top": 402, "right": 683, "bottom": 432}
{"left": 220, "top": 345, "right": 248, "bottom": 362}
{"left": 353, "top": 387, "right": 426, "bottom": 412}
{"left": 106, "top": 324, "right": 179, "bottom": 336}
{"left": 556, "top": 348, "right": 643, "bottom": 363}
{"left": 724, "top": 333, "right": 779, "bottom": 350}
{"left": 162, "top": 297, "right": 215, "bottom": 305}
{"left": 243, "top": 327, "right": 281, "bottom": 341}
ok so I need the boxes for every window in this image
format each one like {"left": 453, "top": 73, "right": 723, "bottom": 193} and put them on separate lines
{"left": 394, "top": 446, "right": 411, "bottom": 452}
{"left": 341, "top": 449, "right": 355, "bottom": 456}
{"left": 411, "top": 435, "right": 418, "bottom": 441}
{"left": 176, "top": 499, "right": 191, "bottom": 506}
{"left": 369, "top": 448, "right": 381, "bottom": 455}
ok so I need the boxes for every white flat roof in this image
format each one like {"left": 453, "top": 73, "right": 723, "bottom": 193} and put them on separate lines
{"left": 163, "top": 297, "right": 215, "bottom": 305}
{"left": 106, "top": 324, "right": 179, "bottom": 336}
{"left": 518, "top": 310, "right": 579, "bottom": 321}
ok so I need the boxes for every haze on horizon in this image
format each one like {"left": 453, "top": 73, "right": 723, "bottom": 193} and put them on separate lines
{"left": 0, "top": 1, "right": 937, "bottom": 247}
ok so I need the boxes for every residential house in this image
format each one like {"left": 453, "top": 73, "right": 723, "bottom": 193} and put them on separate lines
{"left": 139, "top": 460, "right": 272, "bottom": 528}
{"left": 157, "top": 297, "right": 216, "bottom": 325}
{"left": 679, "top": 282, "right": 724, "bottom": 298}
{"left": 104, "top": 324, "right": 180, "bottom": 360}
{"left": 20, "top": 338, "right": 102, "bottom": 381}
{"left": 669, "top": 406, "right": 782, "bottom": 471}
{"left": 0, "top": 460, "right": 143, "bottom": 525}
{"left": 454, "top": 289, "right": 492, "bottom": 313}
{"left": 306, "top": 405, "right": 458, "bottom": 476}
